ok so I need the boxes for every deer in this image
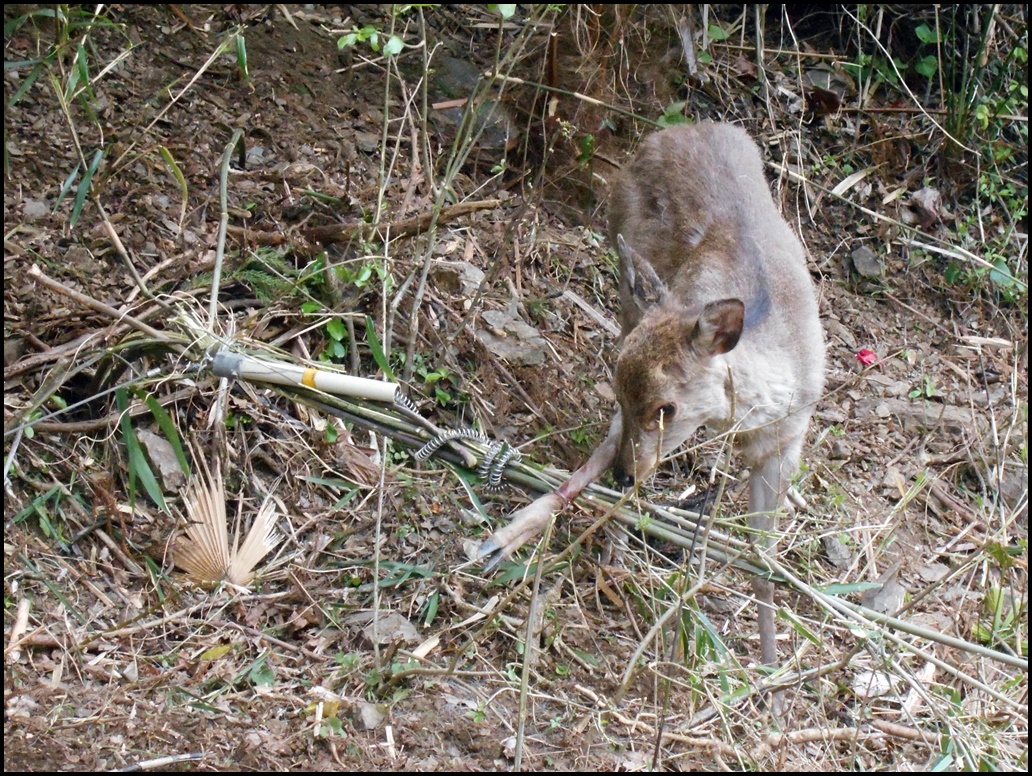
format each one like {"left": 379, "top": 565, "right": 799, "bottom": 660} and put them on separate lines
{"left": 478, "top": 122, "right": 825, "bottom": 670}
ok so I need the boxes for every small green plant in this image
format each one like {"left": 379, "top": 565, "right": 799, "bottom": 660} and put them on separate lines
{"left": 404, "top": 352, "right": 465, "bottom": 406}
{"left": 908, "top": 375, "right": 941, "bottom": 400}
{"left": 337, "top": 25, "right": 404, "bottom": 56}
{"left": 569, "top": 420, "right": 593, "bottom": 448}
{"left": 913, "top": 22, "right": 940, "bottom": 79}
{"left": 843, "top": 51, "right": 907, "bottom": 95}
{"left": 972, "top": 583, "right": 1028, "bottom": 655}
{"left": 468, "top": 701, "right": 487, "bottom": 724}
{"left": 657, "top": 100, "right": 689, "bottom": 127}
{"left": 577, "top": 132, "right": 596, "bottom": 165}
{"left": 11, "top": 485, "right": 70, "bottom": 544}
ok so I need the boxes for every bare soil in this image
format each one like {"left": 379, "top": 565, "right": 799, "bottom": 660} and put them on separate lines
{"left": 4, "top": 5, "right": 1027, "bottom": 772}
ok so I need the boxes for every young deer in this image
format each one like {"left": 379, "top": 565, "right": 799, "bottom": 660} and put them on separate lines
{"left": 479, "top": 122, "right": 825, "bottom": 667}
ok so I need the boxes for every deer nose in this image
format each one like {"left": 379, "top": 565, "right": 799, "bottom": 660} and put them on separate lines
{"left": 612, "top": 463, "right": 635, "bottom": 488}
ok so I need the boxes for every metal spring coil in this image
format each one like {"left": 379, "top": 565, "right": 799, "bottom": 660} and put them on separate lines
{"left": 413, "top": 428, "right": 489, "bottom": 461}
{"left": 479, "top": 441, "right": 522, "bottom": 493}
{"left": 412, "top": 427, "right": 522, "bottom": 492}
{"left": 393, "top": 391, "right": 421, "bottom": 414}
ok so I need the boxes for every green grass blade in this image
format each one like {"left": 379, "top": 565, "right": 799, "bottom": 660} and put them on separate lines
{"left": 157, "top": 145, "right": 188, "bottom": 223}
{"left": 7, "top": 60, "right": 46, "bottom": 108}
{"left": 55, "top": 159, "right": 81, "bottom": 209}
{"left": 364, "top": 315, "right": 395, "bottom": 381}
{"left": 116, "top": 388, "right": 167, "bottom": 512}
{"left": 69, "top": 148, "right": 103, "bottom": 227}
{"left": 235, "top": 33, "right": 250, "bottom": 84}
{"left": 142, "top": 392, "right": 190, "bottom": 477}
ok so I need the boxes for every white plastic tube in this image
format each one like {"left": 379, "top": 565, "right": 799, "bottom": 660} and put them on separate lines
{"left": 212, "top": 350, "right": 399, "bottom": 403}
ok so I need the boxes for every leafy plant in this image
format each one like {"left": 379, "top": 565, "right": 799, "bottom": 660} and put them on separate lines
{"left": 908, "top": 375, "right": 941, "bottom": 400}
{"left": 657, "top": 100, "right": 689, "bottom": 127}
{"left": 337, "top": 24, "right": 404, "bottom": 56}
{"left": 972, "top": 584, "right": 1028, "bottom": 656}
{"left": 405, "top": 352, "right": 462, "bottom": 406}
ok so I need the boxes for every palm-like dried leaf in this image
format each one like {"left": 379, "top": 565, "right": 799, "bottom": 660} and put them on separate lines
{"left": 227, "top": 492, "right": 282, "bottom": 586}
{"left": 173, "top": 456, "right": 281, "bottom": 587}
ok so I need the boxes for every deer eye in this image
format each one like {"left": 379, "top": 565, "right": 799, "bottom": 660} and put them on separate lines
{"left": 656, "top": 403, "right": 677, "bottom": 423}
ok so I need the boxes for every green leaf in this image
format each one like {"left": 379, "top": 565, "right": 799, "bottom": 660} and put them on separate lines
{"left": 490, "top": 4, "right": 517, "bottom": 19}
{"left": 990, "top": 258, "right": 1016, "bottom": 288}
{"left": 247, "top": 654, "right": 276, "bottom": 686}
{"left": 914, "top": 23, "right": 938, "bottom": 44}
{"left": 74, "top": 44, "right": 93, "bottom": 99}
{"left": 157, "top": 145, "right": 188, "bottom": 223}
{"left": 423, "top": 589, "right": 440, "bottom": 626}
{"left": 235, "top": 33, "right": 250, "bottom": 82}
{"left": 8, "top": 60, "right": 45, "bottom": 108}
{"left": 914, "top": 55, "right": 938, "bottom": 79}
{"left": 142, "top": 393, "right": 190, "bottom": 477}
{"left": 707, "top": 24, "right": 729, "bottom": 41}
{"left": 200, "top": 644, "right": 234, "bottom": 660}
{"left": 383, "top": 35, "right": 404, "bottom": 57}
{"left": 657, "top": 101, "right": 688, "bottom": 127}
{"left": 70, "top": 148, "right": 103, "bottom": 228}
{"left": 116, "top": 388, "right": 167, "bottom": 512}
{"left": 364, "top": 316, "right": 395, "bottom": 381}
{"left": 326, "top": 317, "right": 346, "bottom": 342}
{"left": 55, "top": 160, "right": 82, "bottom": 210}
{"left": 821, "top": 582, "right": 883, "bottom": 596}
{"left": 778, "top": 607, "right": 821, "bottom": 645}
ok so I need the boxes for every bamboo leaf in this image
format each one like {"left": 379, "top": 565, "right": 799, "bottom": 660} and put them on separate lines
{"left": 8, "top": 60, "right": 46, "bottom": 108}
{"left": 55, "top": 160, "right": 81, "bottom": 210}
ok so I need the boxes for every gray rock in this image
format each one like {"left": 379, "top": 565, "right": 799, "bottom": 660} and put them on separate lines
{"left": 476, "top": 307, "right": 548, "bottom": 366}
{"left": 136, "top": 429, "right": 186, "bottom": 493}
{"left": 850, "top": 245, "right": 883, "bottom": 278}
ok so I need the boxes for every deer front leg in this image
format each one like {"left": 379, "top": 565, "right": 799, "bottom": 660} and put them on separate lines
{"left": 746, "top": 436, "right": 803, "bottom": 666}
{"left": 477, "top": 411, "right": 622, "bottom": 569}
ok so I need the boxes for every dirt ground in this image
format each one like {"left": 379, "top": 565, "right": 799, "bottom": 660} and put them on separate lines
{"left": 4, "top": 5, "right": 1028, "bottom": 772}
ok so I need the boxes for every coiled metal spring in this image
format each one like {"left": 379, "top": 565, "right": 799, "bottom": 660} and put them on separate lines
{"left": 478, "top": 440, "right": 522, "bottom": 493}
{"left": 413, "top": 427, "right": 522, "bottom": 493}
{"left": 393, "top": 391, "right": 420, "bottom": 414}
{"left": 413, "top": 428, "right": 489, "bottom": 461}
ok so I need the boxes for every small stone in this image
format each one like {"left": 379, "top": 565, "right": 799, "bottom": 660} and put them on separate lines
{"left": 829, "top": 440, "right": 850, "bottom": 460}
{"left": 850, "top": 245, "right": 883, "bottom": 278}
{"left": 23, "top": 200, "right": 48, "bottom": 220}
{"left": 135, "top": 429, "right": 187, "bottom": 493}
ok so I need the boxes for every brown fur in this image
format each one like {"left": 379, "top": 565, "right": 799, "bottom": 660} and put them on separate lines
{"left": 480, "top": 123, "right": 825, "bottom": 670}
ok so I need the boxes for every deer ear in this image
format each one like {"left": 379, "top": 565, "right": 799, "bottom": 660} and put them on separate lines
{"left": 693, "top": 299, "right": 745, "bottom": 355}
{"left": 617, "top": 234, "right": 667, "bottom": 311}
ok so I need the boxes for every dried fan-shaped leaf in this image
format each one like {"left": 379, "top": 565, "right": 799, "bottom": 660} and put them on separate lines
{"left": 227, "top": 493, "right": 282, "bottom": 586}
{"left": 173, "top": 456, "right": 282, "bottom": 588}
{"left": 174, "top": 457, "right": 230, "bottom": 585}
